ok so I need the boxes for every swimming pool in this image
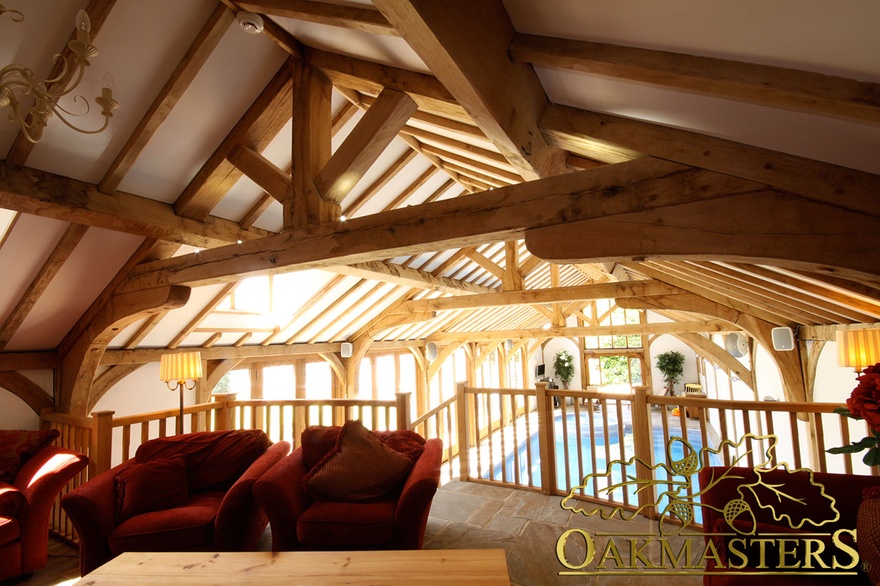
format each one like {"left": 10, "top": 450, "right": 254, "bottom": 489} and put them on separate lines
{"left": 483, "top": 411, "right": 720, "bottom": 521}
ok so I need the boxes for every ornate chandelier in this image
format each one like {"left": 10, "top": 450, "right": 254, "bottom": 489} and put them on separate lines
{"left": 0, "top": 4, "right": 119, "bottom": 143}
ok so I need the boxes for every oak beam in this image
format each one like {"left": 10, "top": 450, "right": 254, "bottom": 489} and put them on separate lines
{"left": 373, "top": 0, "right": 566, "bottom": 179}
{"left": 0, "top": 372, "right": 54, "bottom": 415}
{"left": 228, "top": 146, "right": 291, "bottom": 203}
{"left": 62, "top": 286, "right": 192, "bottom": 415}
{"left": 327, "top": 261, "right": 497, "bottom": 294}
{"left": 428, "top": 319, "right": 735, "bottom": 343}
{"left": 237, "top": 0, "right": 395, "bottom": 35}
{"left": 315, "top": 89, "right": 417, "bottom": 203}
{"left": 175, "top": 58, "right": 294, "bottom": 220}
{"left": 118, "top": 159, "right": 763, "bottom": 291}
{"left": 289, "top": 58, "right": 336, "bottom": 228}
{"left": 526, "top": 190, "right": 880, "bottom": 286}
{"left": 0, "top": 352, "right": 58, "bottom": 371}
{"left": 0, "top": 163, "right": 271, "bottom": 248}
{"left": 541, "top": 104, "right": 880, "bottom": 217}
{"left": 511, "top": 33, "right": 880, "bottom": 126}
{"left": 394, "top": 280, "right": 679, "bottom": 315}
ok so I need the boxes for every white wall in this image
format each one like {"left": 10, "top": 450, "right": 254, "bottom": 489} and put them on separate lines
{"left": 648, "top": 334, "right": 700, "bottom": 395}
{"left": 542, "top": 337, "right": 581, "bottom": 390}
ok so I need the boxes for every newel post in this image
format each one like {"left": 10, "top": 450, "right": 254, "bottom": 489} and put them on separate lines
{"left": 396, "top": 392, "right": 411, "bottom": 430}
{"left": 535, "top": 382, "right": 556, "bottom": 495}
{"left": 91, "top": 410, "right": 114, "bottom": 476}
{"left": 212, "top": 392, "right": 237, "bottom": 431}
{"left": 631, "top": 386, "right": 657, "bottom": 516}
{"left": 455, "top": 382, "right": 470, "bottom": 481}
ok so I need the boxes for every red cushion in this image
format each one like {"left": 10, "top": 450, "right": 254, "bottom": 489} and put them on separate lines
{"left": 135, "top": 430, "right": 269, "bottom": 492}
{"left": 0, "top": 483, "right": 26, "bottom": 517}
{"left": 301, "top": 427, "right": 425, "bottom": 469}
{"left": 115, "top": 455, "right": 188, "bottom": 523}
{"left": 303, "top": 420, "right": 413, "bottom": 502}
{"left": 108, "top": 492, "right": 222, "bottom": 555}
{"left": 297, "top": 499, "right": 396, "bottom": 546}
{"left": 0, "top": 429, "right": 59, "bottom": 484}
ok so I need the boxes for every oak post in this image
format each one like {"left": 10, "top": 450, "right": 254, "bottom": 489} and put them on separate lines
{"left": 535, "top": 382, "right": 556, "bottom": 495}
{"left": 631, "top": 386, "right": 657, "bottom": 516}
{"left": 212, "top": 392, "right": 237, "bottom": 431}
{"left": 396, "top": 392, "right": 411, "bottom": 430}
{"left": 91, "top": 410, "right": 114, "bottom": 476}
{"left": 455, "top": 382, "right": 470, "bottom": 482}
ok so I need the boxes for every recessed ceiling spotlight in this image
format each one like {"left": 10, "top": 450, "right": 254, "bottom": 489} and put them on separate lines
{"left": 237, "top": 11, "right": 264, "bottom": 35}
{"left": 339, "top": 215, "right": 347, "bottom": 222}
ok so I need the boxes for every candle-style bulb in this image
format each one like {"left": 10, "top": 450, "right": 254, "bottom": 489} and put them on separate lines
{"left": 76, "top": 9, "right": 91, "bottom": 33}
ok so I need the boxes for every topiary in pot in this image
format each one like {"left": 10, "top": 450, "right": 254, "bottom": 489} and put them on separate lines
{"left": 553, "top": 349, "right": 575, "bottom": 389}
{"left": 655, "top": 350, "right": 685, "bottom": 395}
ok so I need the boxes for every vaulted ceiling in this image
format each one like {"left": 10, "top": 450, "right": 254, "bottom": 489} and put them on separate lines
{"left": 1, "top": 0, "right": 878, "bottom": 412}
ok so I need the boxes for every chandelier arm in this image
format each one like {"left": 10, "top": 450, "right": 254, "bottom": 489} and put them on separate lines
{"left": 51, "top": 108, "right": 112, "bottom": 135}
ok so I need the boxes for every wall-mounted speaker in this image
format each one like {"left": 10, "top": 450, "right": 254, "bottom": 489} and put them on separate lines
{"left": 426, "top": 342, "right": 438, "bottom": 362}
{"left": 340, "top": 342, "right": 353, "bottom": 358}
{"left": 771, "top": 327, "right": 795, "bottom": 351}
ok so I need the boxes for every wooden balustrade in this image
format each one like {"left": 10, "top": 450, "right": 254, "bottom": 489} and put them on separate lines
{"left": 40, "top": 384, "right": 862, "bottom": 539}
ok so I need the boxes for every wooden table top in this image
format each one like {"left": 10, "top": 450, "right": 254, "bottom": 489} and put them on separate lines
{"left": 73, "top": 549, "right": 511, "bottom": 585}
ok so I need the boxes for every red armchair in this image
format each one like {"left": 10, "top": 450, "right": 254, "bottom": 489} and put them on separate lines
{"left": 698, "top": 466, "right": 878, "bottom": 585}
{"left": 0, "top": 431, "right": 88, "bottom": 582}
{"left": 253, "top": 422, "right": 442, "bottom": 551}
{"left": 62, "top": 429, "right": 289, "bottom": 576}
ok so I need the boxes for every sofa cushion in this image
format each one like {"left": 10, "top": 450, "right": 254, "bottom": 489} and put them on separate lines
{"left": 303, "top": 420, "right": 413, "bottom": 502}
{"left": 0, "top": 429, "right": 59, "bottom": 484}
{"left": 297, "top": 499, "right": 396, "bottom": 546}
{"left": 0, "top": 483, "right": 26, "bottom": 517}
{"left": 108, "top": 492, "right": 223, "bottom": 555}
{"left": 135, "top": 430, "right": 269, "bottom": 492}
{"left": 301, "top": 426, "right": 425, "bottom": 469}
{"left": 115, "top": 455, "right": 188, "bottom": 523}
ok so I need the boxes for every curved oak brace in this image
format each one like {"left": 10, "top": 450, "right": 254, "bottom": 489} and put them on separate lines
{"left": 61, "top": 286, "right": 191, "bottom": 416}
{"left": 618, "top": 293, "right": 806, "bottom": 404}
{"left": 89, "top": 364, "right": 145, "bottom": 412}
{"left": 667, "top": 332, "right": 755, "bottom": 394}
{"left": 525, "top": 190, "right": 880, "bottom": 286}
{"left": 427, "top": 341, "right": 466, "bottom": 381}
{"left": 0, "top": 371, "right": 54, "bottom": 414}
{"left": 201, "top": 358, "right": 243, "bottom": 402}
{"left": 342, "top": 337, "right": 372, "bottom": 397}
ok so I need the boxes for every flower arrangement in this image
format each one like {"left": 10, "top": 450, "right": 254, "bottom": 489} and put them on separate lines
{"left": 553, "top": 349, "right": 575, "bottom": 389}
{"left": 827, "top": 363, "right": 880, "bottom": 466}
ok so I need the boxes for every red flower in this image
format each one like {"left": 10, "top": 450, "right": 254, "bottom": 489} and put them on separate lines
{"left": 846, "top": 365, "right": 880, "bottom": 433}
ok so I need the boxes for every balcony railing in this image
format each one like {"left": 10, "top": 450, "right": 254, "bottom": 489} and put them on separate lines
{"left": 40, "top": 383, "right": 866, "bottom": 540}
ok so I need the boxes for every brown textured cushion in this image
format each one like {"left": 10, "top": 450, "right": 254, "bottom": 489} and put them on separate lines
{"left": 115, "top": 455, "right": 188, "bottom": 523}
{"left": 0, "top": 482, "right": 26, "bottom": 517}
{"left": 303, "top": 420, "right": 413, "bottom": 502}
{"left": 0, "top": 429, "right": 59, "bottom": 484}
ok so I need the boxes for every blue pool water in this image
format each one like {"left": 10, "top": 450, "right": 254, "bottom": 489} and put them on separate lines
{"left": 483, "top": 411, "right": 721, "bottom": 522}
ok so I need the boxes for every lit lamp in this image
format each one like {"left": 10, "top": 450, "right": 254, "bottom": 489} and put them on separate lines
{"left": 160, "top": 352, "right": 202, "bottom": 435}
{"left": 837, "top": 329, "right": 880, "bottom": 371}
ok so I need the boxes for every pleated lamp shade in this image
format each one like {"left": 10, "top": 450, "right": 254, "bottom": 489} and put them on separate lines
{"left": 160, "top": 351, "right": 203, "bottom": 383}
{"left": 837, "top": 329, "right": 880, "bottom": 370}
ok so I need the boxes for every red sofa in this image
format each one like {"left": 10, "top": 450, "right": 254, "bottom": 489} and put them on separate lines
{"left": 698, "top": 466, "right": 879, "bottom": 585}
{"left": 253, "top": 422, "right": 442, "bottom": 551}
{"left": 62, "top": 429, "right": 289, "bottom": 575}
{"left": 0, "top": 430, "right": 88, "bottom": 582}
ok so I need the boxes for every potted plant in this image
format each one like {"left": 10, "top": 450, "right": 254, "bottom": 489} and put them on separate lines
{"left": 553, "top": 349, "right": 575, "bottom": 389}
{"left": 655, "top": 351, "right": 685, "bottom": 395}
